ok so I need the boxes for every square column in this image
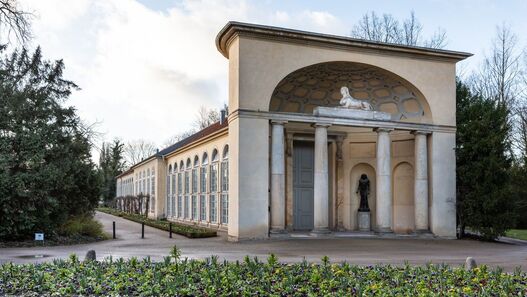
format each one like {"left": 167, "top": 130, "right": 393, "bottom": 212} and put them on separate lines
{"left": 412, "top": 130, "right": 430, "bottom": 232}
{"left": 270, "top": 121, "right": 287, "bottom": 233}
{"left": 228, "top": 116, "right": 269, "bottom": 241}
{"left": 313, "top": 123, "right": 331, "bottom": 233}
{"left": 429, "top": 132, "right": 457, "bottom": 238}
{"left": 375, "top": 128, "right": 393, "bottom": 233}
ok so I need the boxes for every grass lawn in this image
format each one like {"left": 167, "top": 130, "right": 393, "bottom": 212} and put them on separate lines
{"left": 505, "top": 229, "right": 527, "bottom": 241}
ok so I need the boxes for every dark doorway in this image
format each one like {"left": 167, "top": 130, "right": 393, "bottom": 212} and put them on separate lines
{"left": 293, "top": 141, "right": 315, "bottom": 230}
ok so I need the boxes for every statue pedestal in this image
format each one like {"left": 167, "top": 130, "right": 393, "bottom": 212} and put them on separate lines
{"left": 358, "top": 211, "right": 371, "bottom": 232}
{"left": 313, "top": 107, "right": 392, "bottom": 121}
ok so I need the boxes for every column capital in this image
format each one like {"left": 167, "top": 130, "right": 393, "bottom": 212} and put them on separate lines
{"left": 411, "top": 130, "right": 432, "bottom": 136}
{"left": 312, "top": 122, "right": 332, "bottom": 128}
{"left": 374, "top": 127, "right": 394, "bottom": 133}
{"left": 271, "top": 120, "right": 288, "bottom": 125}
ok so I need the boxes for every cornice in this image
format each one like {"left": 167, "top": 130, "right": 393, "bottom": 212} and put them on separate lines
{"left": 229, "top": 108, "right": 456, "bottom": 133}
{"left": 216, "top": 21, "right": 473, "bottom": 62}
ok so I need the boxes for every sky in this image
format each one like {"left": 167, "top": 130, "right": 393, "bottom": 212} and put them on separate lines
{"left": 16, "top": 0, "right": 527, "bottom": 155}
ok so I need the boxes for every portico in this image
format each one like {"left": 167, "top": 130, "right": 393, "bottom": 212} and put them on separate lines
{"left": 267, "top": 113, "right": 434, "bottom": 235}
{"left": 215, "top": 21, "right": 471, "bottom": 241}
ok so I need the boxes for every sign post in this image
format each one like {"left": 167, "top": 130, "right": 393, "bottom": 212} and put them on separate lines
{"left": 34, "top": 233, "right": 44, "bottom": 246}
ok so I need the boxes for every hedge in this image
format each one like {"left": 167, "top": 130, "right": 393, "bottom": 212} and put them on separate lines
{"left": 1, "top": 254, "right": 526, "bottom": 296}
{"left": 97, "top": 207, "right": 216, "bottom": 238}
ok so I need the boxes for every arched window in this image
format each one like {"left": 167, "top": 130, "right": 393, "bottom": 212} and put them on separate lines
{"left": 145, "top": 168, "right": 152, "bottom": 198}
{"left": 145, "top": 168, "right": 150, "bottom": 195}
{"left": 209, "top": 149, "right": 219, "bottom": 223}
{"left": 167, "top": 165, "right": 172, "bottom": 217}
{"left": 171, "top": 163, "right": 177, "bottom": 217}
{"left": 177, "top": 162, "right": 183, "bottom": 218}
{"left": 150, "top": 167, "right": 155, "bottom": 212}
{"left": 222, "top": 145, "right": 229, "bottom": 160}
{"left": 220, "top": 145, "right": 229, "bottom": 224}
{"left": 184, "top": 158, "right": 191, "bottom": 219}
{"left": 141, "top": 171, "right": 146, "bottom": 195}
{"left": 191, "top": 156, "right": 199, "bottom": 220}
{"left": 202, "top": 152, "right": 209, "bottom": 165}
{"left": 135, "top": 174, "right": 138, "bottom": 195}
{"left": 211, "top": 149, "right": 219, "bottom": 162}
{"left": 200, "top": 152, "right": 209, "bottom": 222}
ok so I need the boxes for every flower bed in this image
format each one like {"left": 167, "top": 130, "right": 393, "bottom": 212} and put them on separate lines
{"left": 1, "top": 255, "right": 525, "bottom": 296}
{"left": 97, "top": 207, "right": 216, "bottom": 238}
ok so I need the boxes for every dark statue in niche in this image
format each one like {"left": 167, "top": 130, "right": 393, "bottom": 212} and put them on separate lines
{"left": 356, "top": 174, "right": 370, "bottom": 212}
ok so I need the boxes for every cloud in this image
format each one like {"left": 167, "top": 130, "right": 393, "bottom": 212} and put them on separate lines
{"left": 20, "top": 0, "right": 342, "bottom": 153}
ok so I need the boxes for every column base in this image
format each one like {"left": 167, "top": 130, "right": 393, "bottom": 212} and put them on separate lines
{"left": 270, "top": 228, "right": 286, "bottom": 234}
{"left": 374, "top": 227, "right": 393, "bottom": 234}
{"left": 310, "top": 228, "right": 331, "bottom": 236}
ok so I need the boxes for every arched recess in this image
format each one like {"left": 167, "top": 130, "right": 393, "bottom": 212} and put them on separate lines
{"left": 393, "top": 162, "right": 415, "bottom": 234}
{"left": 350, "top": 163, "right": 376, "bottom": 229}
{"left": 269, "top": 61, "right": 432, "bottom": 123}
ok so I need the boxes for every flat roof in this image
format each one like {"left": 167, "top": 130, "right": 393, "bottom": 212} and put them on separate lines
{"left": 216, "top": 21, "right": 473, "bottom": 61}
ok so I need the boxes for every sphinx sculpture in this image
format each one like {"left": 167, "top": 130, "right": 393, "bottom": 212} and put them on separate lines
{"left": 339, "top": 86, "right": 373, "bottom": 111}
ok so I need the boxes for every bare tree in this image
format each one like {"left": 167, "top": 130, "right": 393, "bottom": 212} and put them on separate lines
{"left": 471, "top": 24, "right": 523, "bottom": 106}
{"left": 124, "top": 139, "right": 157, "bottom": 166}
{"left": 516, "top": 108, "right": 527, "bottom": 161}
{"left": 162, "top": 130, "right": 196, "bottom": 148}
{"left": 351, "top": 11, "right": 399, "bottom": 44}
{"left": 0, "top": 0, "right": 32, "bottom": 45}
{"left": 161, "top": 104, "right": 229, "bottom": 148}
{"left": 350, "top": 11, "right": 447, "bottom": 49}
{"left": 193, "top": 105, "right": 219, "bottom": 131}
{"left": 469, "top": 24, "right": 527, "bottom": 160}
{"left": 401, "top": 11, "right": 422, "bottom": 46}
{"left": 424, "top": 28, "right": 447, "bottom": 49}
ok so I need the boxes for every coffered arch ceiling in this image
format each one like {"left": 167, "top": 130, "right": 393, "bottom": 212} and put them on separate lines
{"left": 269, "top": 62, "right": 432, "bottom": 122}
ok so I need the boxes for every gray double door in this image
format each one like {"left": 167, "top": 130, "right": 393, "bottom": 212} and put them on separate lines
{"left": 293, "top": 141, "right": 315, "bottom": 230}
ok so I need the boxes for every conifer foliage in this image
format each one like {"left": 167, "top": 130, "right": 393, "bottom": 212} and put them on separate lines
{"left": 98, "top": 139, "right": 125, "bottom": 204}
{"left": 0, "top": 46, "right": 100, "bottom": 240}
{"left": 456, "top": 80, "right": 516, "bottom": 240}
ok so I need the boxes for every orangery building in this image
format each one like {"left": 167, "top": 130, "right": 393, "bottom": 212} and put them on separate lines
{"left": 115, "top": 22, "right": 471, "bottom": 241}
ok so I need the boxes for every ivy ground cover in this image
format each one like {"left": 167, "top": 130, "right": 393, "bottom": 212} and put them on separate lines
{"left": 1, "top": 254, "right": 526, "bottom": 296}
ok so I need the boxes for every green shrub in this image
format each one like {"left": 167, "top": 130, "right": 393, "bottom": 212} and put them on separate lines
{"left": 58, "top": 215, "right": 106, "bottom": 238}
{"left": 0, "top": 256, "right": 525, "bottom": 296}
{"left": 0, "top": 47, "right": 101, "bottom": 241}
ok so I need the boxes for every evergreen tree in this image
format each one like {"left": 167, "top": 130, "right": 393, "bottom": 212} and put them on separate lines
{"left": 98, "top": 139, "right": 125, "bottom": 204}
{"left": 0, "top": 46, "right": 100, "bottom": 240}
{"left": 456, "top": 80, "right": 516, "bottom": 240}
{"left": 511, "top": 166, "right": 527, "bottom": 228}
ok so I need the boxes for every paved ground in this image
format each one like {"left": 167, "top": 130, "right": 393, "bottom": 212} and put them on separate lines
{"left": 1, "top": 211, "right": 526, "bottom": 271}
